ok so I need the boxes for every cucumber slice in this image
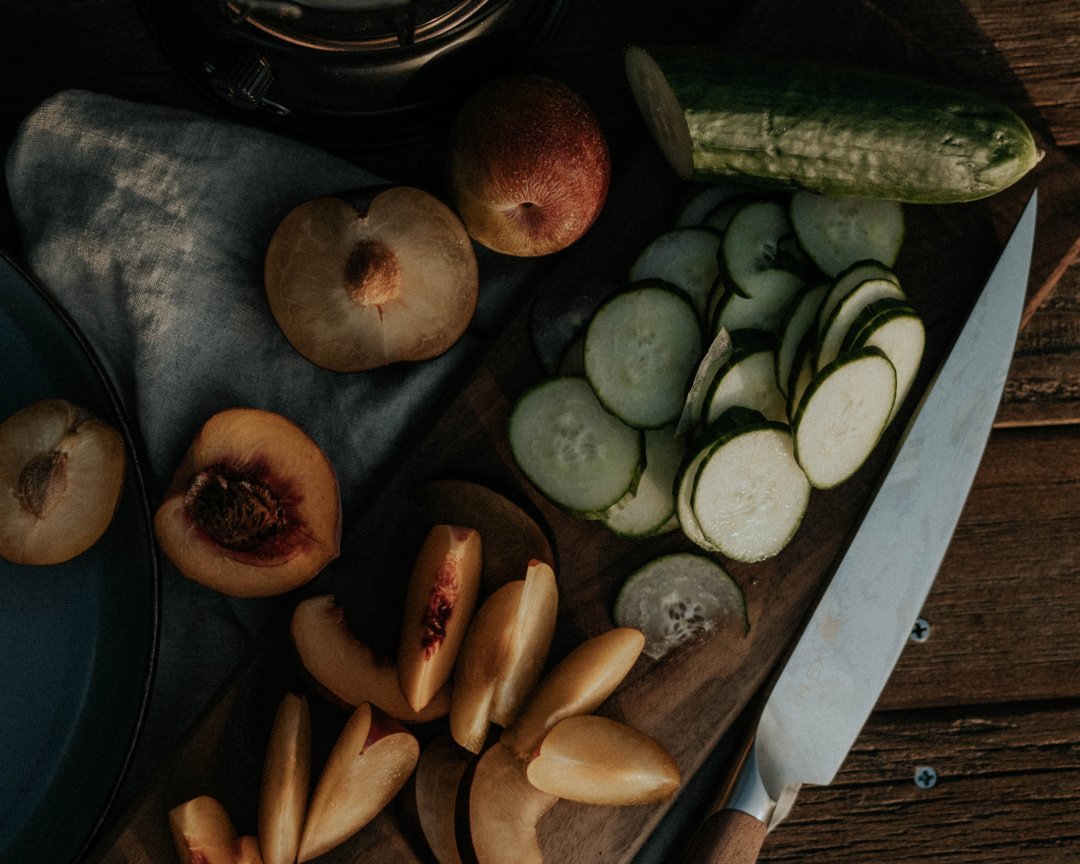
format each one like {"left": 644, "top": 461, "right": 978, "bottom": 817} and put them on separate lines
{"left": 691, "top": 420, "right": 811, "bottom": 562}
{"left": 614, "top": 553, "right": 748, "bottom": 659}
{"left": 792, "top": 346, "right": 897, "bottom": 489}
{"left": 721, "top": 200, "right": 806, "bottom": 299}
{"left": 790, "top": 192, "right": 905, "bottom": 278}
{"left": 530, "top": 276, "right": 617, "bottom": 377}
{"left": 785, "top": 337, "right": 815, "bottom": 424}
{"left": 816, "top": 276, "right": 906, "bottom": 371}
{"left": 509, "top": 377, "right": 643, "bottom": 513}
{"left": 584, "top": 283, "right": 703, "bottom": 429}
{"left": 701, "top": 193, "right": 759, "bottom": 232}
{"left": 629, "top": 227, "right": 722, "bottom": 316}
{"left": 712, "top": 269, "right": 804, "bottom": 335}
{"left": 675, "top": 185, "right": 742, "bottom": 227}
{"left": 775, "top": 283, "right": 828, "bottom": 397}
{"left": 556, "top": 333, "right": 586, "bottom": 376}
{"left": 602, "top": 426, "right": 685, "bottom": 538}
{"left": 837, "top": 296, "right": 912, "bottom": 357}
{"left": 846, "top": 302, "right": 925, "bottom": 425}
{"left": 815, "top": 259, "right": 899, "bottom": 343}
{"left": 677, "top": 327, "right": 733, "bottom": 435}
{"left": 703, "top": 332, "right": 787, "bottom": 425}
{"left": 675, "top": 442, "right": 721, "bottom": 552}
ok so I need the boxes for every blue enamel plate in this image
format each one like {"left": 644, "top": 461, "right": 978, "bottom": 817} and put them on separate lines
{"left": 0, "top": 251, "right": 160, "bottom": 863}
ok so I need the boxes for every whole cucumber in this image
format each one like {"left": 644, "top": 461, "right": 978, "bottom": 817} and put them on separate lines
{"left": 626, "top": 45, "right": 1041, "bottom": 203}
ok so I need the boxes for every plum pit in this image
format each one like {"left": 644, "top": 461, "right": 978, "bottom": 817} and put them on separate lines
{"left": 344, "top": 239, "right": 401, "bottom": 307}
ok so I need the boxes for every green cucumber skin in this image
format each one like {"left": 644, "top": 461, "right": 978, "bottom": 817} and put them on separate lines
{"left": 650, "top": 48, "right": 1040, "bottom": 203}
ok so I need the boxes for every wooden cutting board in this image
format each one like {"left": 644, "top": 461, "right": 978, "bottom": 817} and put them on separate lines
{"left": 89, "top": 2, "right": 1080, "bottom": 863}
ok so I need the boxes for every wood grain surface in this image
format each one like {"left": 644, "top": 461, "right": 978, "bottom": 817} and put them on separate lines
{"left": 1, "top": 1, "right": 1078, "bottom": 863}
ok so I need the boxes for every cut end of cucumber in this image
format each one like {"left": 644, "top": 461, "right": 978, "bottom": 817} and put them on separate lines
{"left": 614, "top": 553, "right": 748, "bottom": 660}
{"left": 626, "top": 45, "right": 694, "bottom": 180}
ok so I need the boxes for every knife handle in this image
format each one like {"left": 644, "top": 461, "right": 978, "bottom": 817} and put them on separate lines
{"left": 681, "top": 809, "right": 767, "bottom": 864}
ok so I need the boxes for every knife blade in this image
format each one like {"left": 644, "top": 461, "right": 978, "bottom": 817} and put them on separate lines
{"left": 679, "top": 189, "right": 1038, "bottom": 864}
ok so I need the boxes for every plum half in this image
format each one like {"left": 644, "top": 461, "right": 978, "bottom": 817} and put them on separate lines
{"left": 0, "top": 398, "right": 125, "bottom": 565}
{"left": 264, "top": 186, "right": 479, "bottom": 372}
{"left": 154, "top": 407, "right": 341, "bottom": 597}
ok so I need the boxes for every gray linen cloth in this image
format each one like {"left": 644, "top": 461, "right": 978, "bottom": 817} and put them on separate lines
{"left": 4, "top": 89, "right": 533, "bottom": 804}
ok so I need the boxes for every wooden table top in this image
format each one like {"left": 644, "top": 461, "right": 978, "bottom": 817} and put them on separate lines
{"left": 1, "top": 1, "right": 1077, "bottom": 863}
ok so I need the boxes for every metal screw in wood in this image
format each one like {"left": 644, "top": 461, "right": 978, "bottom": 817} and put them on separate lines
{"left": 914, "top": 766, "right": 938, "bottom": 789}
{"left": 910, "top": 616, "right": 931, "bottom": 642}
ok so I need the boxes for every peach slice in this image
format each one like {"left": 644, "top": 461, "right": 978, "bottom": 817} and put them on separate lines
{"left": 297, "top": 702, "right": 420, "bottom": 862}
{"left": 234, "top": 836, "right": 266, "bottom": 864}
{"left": 466, "top": 741, "right": 557, "bottom": 864}
{"left": 0, "top": 398, "right": 125, "bottom": 565}
{"left": 291, "top": 594, "right": 450, "bottom": 722}
{"left": 168, "top": 795, "right": 238, "bottom": 864}
{"left": 397, "top": 525, "right": 483, "bottom": 714}
{"left": 264, "top": 186, "right": 479, "bottom": 372}
{"left": 258, "top": 692, "right": 310, "bottom": 864}
{"left": 525, "top": 715, "right": 680, "bottom": 805}
{"left": 451, "top": 560, "right": 558, "bottom": 753}
{"left": 410, "top": 478, "right": 555, "bottom": 593}
{"left": 154, "top": 407, "right": 341, "bottom": 598}
{"left": 501, "top": 627, "right": 645, "bottom": 759}
{"left": 414, "top": 736, "right": 470, "bottom": 864}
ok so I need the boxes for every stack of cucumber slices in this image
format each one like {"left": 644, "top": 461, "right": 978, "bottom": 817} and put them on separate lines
{"left": 511, "top": 186, "right": 925, "bottom": 567}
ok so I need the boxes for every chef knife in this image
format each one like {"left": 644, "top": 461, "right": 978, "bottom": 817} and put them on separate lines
{"left": 680, "top": 189, "right": 1038, "bottom": 864}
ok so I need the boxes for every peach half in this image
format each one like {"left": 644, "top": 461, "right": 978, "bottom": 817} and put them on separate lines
{"left": 168, "top": 795, "right": 239, "bottom": 864}
{"left": 414, "top": 736, "right": 470, "bottom": 864}
{"left": 258, "top": 692, "right": 310, "bottom": 864}
{"left": 465, "top": 741, "right": 557, "bottom": 864}
{"left": 451, "top": 560, "right": 558, "bottom": 753}
{"left": 264, "top": 186, "right": 479, "bottom": 372}
{"left": 0, "top": 398, "right": 125, "bottom": 565}
{"left": 297, "top": 702, "right": 420, "bottom": 862}
{"left": 398, "top": 525, "right": 483, "bottom": 714}
{"left": 501, "top": 627, "right": 645, "bottom": 759}
{"left": 291, "top": 594, "right": 450, "bottom": 722}
{"left": 154, "top": 407, "right": 341, "bottom": 598}
{"left": 525, "top": 715, "right": 680, "bottom": 806}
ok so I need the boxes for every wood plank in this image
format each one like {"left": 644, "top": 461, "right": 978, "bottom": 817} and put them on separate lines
{"left": 877, "top": 424, "right": 1080, "bottom": 711}
{"left": 757, "top": 700, "right": 1080, "bottom": 862}
{"left": 998, "top": 267, "right": 1080, "bottom": 426}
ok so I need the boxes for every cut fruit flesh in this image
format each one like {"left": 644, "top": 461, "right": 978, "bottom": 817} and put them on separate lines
{"left": 168, "top": 796, "right": 238, "bottom": 864}
{"left": 0, "top": 398, "right": 126, "bottom": 565}
{"left": 525, "top": 715, "right": 680, "bottom": 805}
{"left": 264, "top": 186, "right": 479, "bottom": 372}
{"left": 258, "top": 692, "right": 311, "bottom": 864}
{"left": 154, "top": 407, "right": 341, "bottom": 598}
{"left": 290, "top": 594, "right": 450, "bottom": 722}
{"left": 501, "top": 627, "right": 645, "bottom": 758}
{"left": 397, "top": 524, "right": 483, "bottom": 714}
{"left": 415, "top": 737, "right": 469, "bottom": 864}
{"left": 297, "top": 703, "right": 420, "bottom": 862}
{"left": 451, "top": 560, "right": 558, "bottom": 753}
